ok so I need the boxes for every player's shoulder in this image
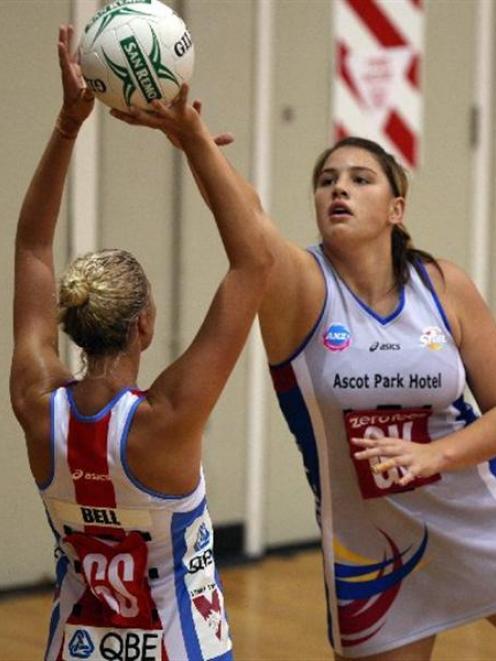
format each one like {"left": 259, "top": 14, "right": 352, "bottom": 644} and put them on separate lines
{"left": 423, "top": 257, "right": 489, "bottom": 337}
{"left": 423, "top": 257, "right": 475, "bottom": 295}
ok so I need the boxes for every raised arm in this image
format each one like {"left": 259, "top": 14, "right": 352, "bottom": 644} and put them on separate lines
{"left": 113, "top": 92, "right": 323, "bottom": 367}
{"left": 10, "top": 26, "right": 94, "bottom": 421}
{"left": 113, "top": 87, "right": 275, "bottom": 435}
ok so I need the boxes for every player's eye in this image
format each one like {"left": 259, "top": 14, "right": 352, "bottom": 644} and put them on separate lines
{"left": 318, "top": 175, "right": 335, "bottom": 187}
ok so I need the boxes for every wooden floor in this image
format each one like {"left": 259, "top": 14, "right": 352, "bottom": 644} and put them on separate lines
{"left": 1, "top": 549, "right": 495, "bottom": 660}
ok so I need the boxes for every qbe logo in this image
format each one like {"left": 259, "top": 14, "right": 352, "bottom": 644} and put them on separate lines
{"left": 189, "top": 548, "right": 214, "bottom": 574}
{"left": 69, "top": 629, "right": 94, "bottom": 658}
{"left": 66, "top": 626, "right": 162, "bottom": 660}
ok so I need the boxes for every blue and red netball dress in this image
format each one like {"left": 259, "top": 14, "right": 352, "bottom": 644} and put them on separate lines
{"left": 39, "top": 386, "right": 232, "bottom": 661}
{"left": 270, "top": 245, "right": 496, "bottom": 658}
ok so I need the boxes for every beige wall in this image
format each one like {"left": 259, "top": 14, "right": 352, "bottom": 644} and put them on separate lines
{"left": 0, "top": 0, "right": 72, "bottom": 588}
{"left": 0, "top": 0, "right": 493, "bottom": 587}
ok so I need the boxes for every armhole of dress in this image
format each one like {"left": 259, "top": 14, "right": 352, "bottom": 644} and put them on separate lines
{"left": 414, "top": 259, "right": 453, "bottom": 335}
{"left": 415, "top": 260, "right": 471, "bottom": 401}
{"left": 37, "top": 389, "right": 58, "bottom": 491}
{"left": 120, "top": 395, "right": 202, "bottom": 501}
{"left": 269, "top": 247, "right": 329, "bottom": 368}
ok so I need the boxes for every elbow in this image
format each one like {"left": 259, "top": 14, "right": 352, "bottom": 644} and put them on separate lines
{"left": 252, "top": 221, "right": 276, "bottom": 275}
{"left": 233, "top": 232, "right": 274, "bottom": 288}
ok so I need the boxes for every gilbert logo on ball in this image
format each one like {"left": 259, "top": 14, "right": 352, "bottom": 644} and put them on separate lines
{"left": 79, "top": 0, "right": 194, "bottom": 111}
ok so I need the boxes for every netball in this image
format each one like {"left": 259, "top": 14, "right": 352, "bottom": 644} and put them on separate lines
{"left": 79, "top": 0, "right": 194, "bottom": 111}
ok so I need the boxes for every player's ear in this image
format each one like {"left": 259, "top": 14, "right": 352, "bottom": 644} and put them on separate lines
{"left": 389, "top": 197, "right": 405, "bottom": 225}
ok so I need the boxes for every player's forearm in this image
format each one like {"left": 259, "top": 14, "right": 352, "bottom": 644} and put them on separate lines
{"left": 436, "top": 407, "right": 496, "bottom": 472}
{"left": 16, "top": 112, "right": 80, "bottom": 251}
{"left": 182, "top": 130, "right": 271, "bottom": 269}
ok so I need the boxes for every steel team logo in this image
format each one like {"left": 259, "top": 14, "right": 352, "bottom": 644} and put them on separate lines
{"left": 333, "top": 527, "right": 429, "bottom": 647}
{"left": 419, "top": 326, "right": 447, "bottom": 351}
{"left": 323, "top": 323, "right": 352, "bottom": 352}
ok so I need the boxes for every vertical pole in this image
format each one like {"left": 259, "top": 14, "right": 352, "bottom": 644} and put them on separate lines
{"left": 244, "top": 0, "right": 274, "bottom": 558}
{"left": 68, "top": 0, "right": 101, "bottom": 373}
{"left": 169, "top": 0, "right": 186, "bottom": 362}
{"left": 470, "top": 0, "right": 494, "bottom": 298}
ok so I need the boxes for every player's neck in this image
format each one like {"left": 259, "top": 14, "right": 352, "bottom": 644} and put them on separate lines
{"left": 82, "top": 351, "right": 140, "bottom": 388}
{"left": 324, "top": 244, "right": 398, "bottom": 310}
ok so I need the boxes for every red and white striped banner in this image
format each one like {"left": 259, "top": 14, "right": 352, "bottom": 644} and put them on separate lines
{"left": 333, "top": 0, "right": 424, "bottom": 169}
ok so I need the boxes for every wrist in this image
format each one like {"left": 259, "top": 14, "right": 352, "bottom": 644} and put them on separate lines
{"left": 55, "top": 112, "right": 83, "bottom": 140}
{"left": 181, "top": 127, "right": 215, "bottom": 153}
{"left": 436, "top": 437, "right": 458, "bottom": 472}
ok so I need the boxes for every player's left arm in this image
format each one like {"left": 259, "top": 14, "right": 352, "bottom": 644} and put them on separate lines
{"left": 436, "top": 259, "right": 496, "bottom": 458}
{"left": 10, "top": 25, "right": 94, "bottom": 422}
{"left": 353, "top": 259, "right": 496, "bottom": 483}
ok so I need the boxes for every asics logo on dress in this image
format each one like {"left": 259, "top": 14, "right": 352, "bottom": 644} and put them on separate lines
{"left": 72, "top": 469, "right": 110, "bottom": 482}
{"left": 369, "top": 341, "right": 401, "bottom": 352}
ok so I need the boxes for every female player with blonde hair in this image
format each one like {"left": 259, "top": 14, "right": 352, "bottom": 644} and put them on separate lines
{"left": 10, "top": 26, "right": 272, "bottom": 660}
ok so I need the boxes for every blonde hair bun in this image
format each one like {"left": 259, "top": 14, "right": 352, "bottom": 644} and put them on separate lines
{"left": 58, "top": 249, "right": 149, "bottom": 356}
{"left": 59, "top": 275, "right": 90, "bottom": 308}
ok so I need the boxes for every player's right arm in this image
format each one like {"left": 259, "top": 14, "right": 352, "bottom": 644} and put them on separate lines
{"left": 183, "top": 105, "right": 324, "bottom": 365}
{"left": 113, "top": 97, "right": 323, "bottom": 367}
{"left": 178, "top": 147, "right": 323, "bottom": 364}
{"left": 112, "top": 89, "right": 321, "bottom": 491}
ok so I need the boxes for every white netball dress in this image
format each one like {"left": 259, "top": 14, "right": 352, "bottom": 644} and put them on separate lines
{"left": 40, "top": 386, "right": 232, "bottom": 661}
{"left": 270, "top": 245, "right": 496, "bottom": 657}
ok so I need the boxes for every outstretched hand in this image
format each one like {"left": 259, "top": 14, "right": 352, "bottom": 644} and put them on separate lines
{"left": 57, "top": 25, "right": 94, "bottom": 130}
{"left": 110, "top": 83, "right": 234, "bottom": 149}
{"left": 352, "top": 436, "right": 446, "bottom": 487}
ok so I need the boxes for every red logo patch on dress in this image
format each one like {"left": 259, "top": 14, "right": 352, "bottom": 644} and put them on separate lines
{"left": 65, "top": 531, "right": 155, "bottom": 628}
{"left": 344, "top": 407, "right": 441, "bottom": 499}
{"left": 193, "top": 589, "right": 223, "bottom": 640}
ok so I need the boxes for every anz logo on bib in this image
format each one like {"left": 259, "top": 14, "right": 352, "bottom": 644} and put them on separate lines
{"left": 323, "top": 323, "right": 352, "bottom": 352}
{"left": 65, "top": 625, "right": 163, "bottom": 660}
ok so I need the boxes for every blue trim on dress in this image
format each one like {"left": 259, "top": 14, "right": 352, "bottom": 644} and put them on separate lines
{"left": 171, "top": 504, "right": 204, "bottom": 660}
{"left": 66, "top": 385, "right": 136, "bottom": 422}
{"left": 452, "top": 395, "right": 478, "bottom": 426}
{"left": 345, "top": 283, "right": 405, "bottom": 325}
{"left": 45, "top": 603, "right": 61, "bottom": 661}
{"left": 38, "top": 390, "right": 57, "bottom": 490}
{"left": 120, "top": 395, "right": 201, "bottom": 500}
{"left": 319, "top": 243, "right": 405, "bottom": 325}
{"left": 415, "top": 260, "right": 452, "bottom": 334}
{"left": 44, "top": 508, "right": 69, "bottom": 660}
{"left": 269, "top": 248, "right": 328, "bottom": 368}
{"left": 271, "top": 366, "right": 322, "bottom": 509}
{"left": 171, "top": 501, "right": 234, "bottom": 660}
